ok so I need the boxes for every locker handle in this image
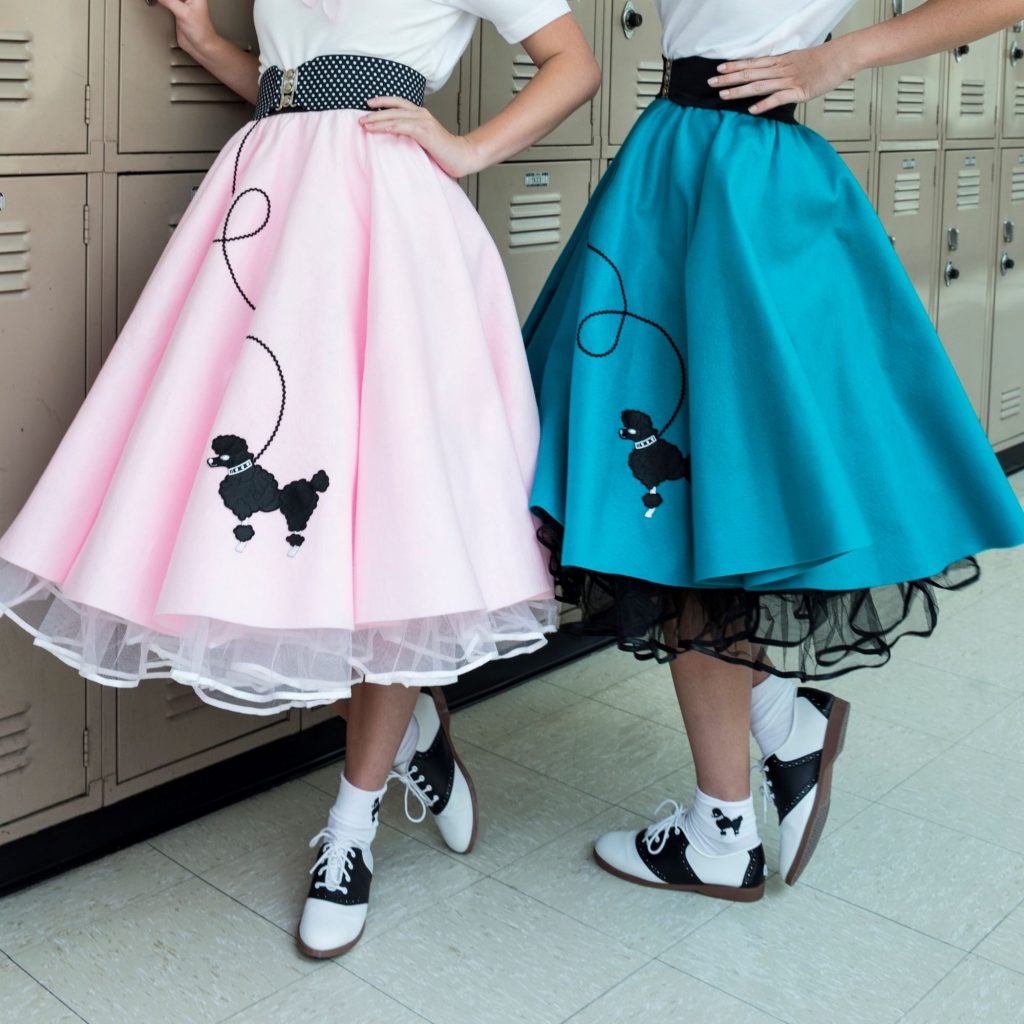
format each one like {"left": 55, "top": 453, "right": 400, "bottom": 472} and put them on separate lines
{"left": 953, "top": 44, "right": 970, "bottom": 62}
{"left": 1011, "top": 42, "right": 1024, "bottom": 67}
{"left": 947, "top": 226, "right": 960, "bottom": 252}
{"left": 891, "top": 0, "right": 904, "bottom": 16}
{"left": 1005, "top": 220, "right": 1015, "bottom": 244}
{"left": 1002, "top": 252, "right": 1017, "bottom": 276}
{"left": 621, "top": 2, "right": 644, "bottom": 39}
{"left": 944, "top": 260, "right": 960, "bottom": 286}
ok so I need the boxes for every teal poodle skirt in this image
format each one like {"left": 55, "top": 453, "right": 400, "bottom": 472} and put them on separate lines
{"left": 526, "top": 98, "right": 1024, "bottom": 678}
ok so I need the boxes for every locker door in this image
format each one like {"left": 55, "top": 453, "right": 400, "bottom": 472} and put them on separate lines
{"left": 425, "top": 57, "right": 464, "bottom": 137}
{"left": 945, "top": 33, "right": 1001, "bottom": 141}
{"left": 0, "top": 621, "right": 91, "bottom": 829}
{"left": 117, "top": 173, "right": 206, "bottom": 333}
{"left": 802, "top": 0, "right": 875, "bottom": 142}
{"left": 0, "top": 176, "right": 89, "bottom": 532}
{"left": 477, "top": 161, "right": 592, "bottom": 321}
{"left": 608, "top": 0, "right": 663, "bottom": 146}
{"left": 479, "top": 0, "right": 596, "bottom": 147}
{"left": 838, "top": 151, "right": 872, "bottom": 196}
{"left": 0, "top": 1, "right": 90, "bottom": 155}
{"left": 115, "top": 684, "right": 293, "bottom": 785}
{"left": 879, "top": 0, "right": 941, "bottom": 141}
{"left": 1002, "top": 23, "right": 1024, "bottom": 140}
{"left": 988, "top": 150, "right": 1024, "bottom": 444}
{"left": 935, "top": 150, "right": 997, "bottom": 419}
{"left": 877, "top": 151, "right": 938, "bottom": 317}
{"left": 119, "top": 0, "right": 257, "bottom": 153}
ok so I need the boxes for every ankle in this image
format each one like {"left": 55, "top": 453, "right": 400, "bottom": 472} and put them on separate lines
{"left": 684, "top": 787, "right": 760, "bottom": 856}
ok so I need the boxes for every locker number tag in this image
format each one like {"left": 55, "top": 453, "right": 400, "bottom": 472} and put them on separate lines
{"left": 0, "top": 192, "right": 5, "bottom": 211}
{"left": 524, "top": 172, "right": 550, "bottom": 187}
{"left": 901, "top": 158, "right": 917, "bottom": 170}
{"left": 964, "top": 155, "right": 978, "bottom": 167}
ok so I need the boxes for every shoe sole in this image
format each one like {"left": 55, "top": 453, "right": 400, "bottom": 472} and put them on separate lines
{"left": 783, "top": 695, "right": 851, "bottom": 886}
{"left": 593, "top": 849, "right": 764, "bottom": 903}
{"left": 295, "top": 924, "right": 365, "bottom": 959}
{"left": 429, "top": 686, "right": 479, "bottom": 855}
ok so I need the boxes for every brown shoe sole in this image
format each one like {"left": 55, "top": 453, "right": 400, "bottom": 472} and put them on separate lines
{"left": 429, "top": 686, "right": 479, "bottom": 855}
{"left": 296, "top": 924, "right": 365, "bottom": 959}
{"left": 593, "top": 849, "right": 765, "bottom": 903}
{"left": 783, "top": 695, "right": 851, "bottom": 886}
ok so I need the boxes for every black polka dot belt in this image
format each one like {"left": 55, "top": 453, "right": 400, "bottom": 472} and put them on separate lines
{"left": 254, "top": 54, "right": 427, "bottom": 120}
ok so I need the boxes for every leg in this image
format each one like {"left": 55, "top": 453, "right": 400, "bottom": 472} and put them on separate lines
{"left": 343, "top": 682, "right": 420, "bottom": 790}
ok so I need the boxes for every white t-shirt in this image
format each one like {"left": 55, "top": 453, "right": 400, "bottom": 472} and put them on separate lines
{"left": 254, "top": 0, "right": 571, "bottom": 92}
{"left": 656, "top": 0, "right": 857, "bottom": 60}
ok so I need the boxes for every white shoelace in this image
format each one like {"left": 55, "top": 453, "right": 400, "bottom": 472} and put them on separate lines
{"left": 752, "top": 759, "right": 772, "bottom": 819}
{"left": 387, "top": 763, "right": 439, "bottom": 824}
{"left": 308, "top": 828, "right": 357, "bottom": 894}
{"left": 643, "top": 799, "right": 688, "bottom": 855}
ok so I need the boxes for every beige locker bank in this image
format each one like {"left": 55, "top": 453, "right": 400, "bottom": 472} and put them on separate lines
{"left": 1, "top": 0, "right": 1023, "bottom": 864}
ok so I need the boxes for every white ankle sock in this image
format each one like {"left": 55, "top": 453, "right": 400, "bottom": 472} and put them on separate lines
{"left": 684, "top": 787, "right": 759, "bottom": 856}
{"left": 393, "top": 714, "right": 420, "bottom": 767}
{"left": 750, "top": 674, "right": 796, "bottom": 758}
{"left": 328, "top": 776, "right": 386, "bottom": 848}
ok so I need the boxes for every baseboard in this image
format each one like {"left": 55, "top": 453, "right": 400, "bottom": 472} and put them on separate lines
{"left": 0, "top": 631, "right": 608, "bottom": 898}
{"left": 998, "top": 442, "right": 1024, "bottom": 477}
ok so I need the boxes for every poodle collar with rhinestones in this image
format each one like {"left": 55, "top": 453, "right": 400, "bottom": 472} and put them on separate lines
{"left": 634, "top": 436, "right": 658, "bottom": 450}
{"left": 228, "top": 460, "right": 254, "bottom": 476}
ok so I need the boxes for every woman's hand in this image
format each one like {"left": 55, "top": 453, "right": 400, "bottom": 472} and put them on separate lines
{"left": 361, "top": 97, "right": 484, "bottom": 177}
{"left": 151, "top": 0, "right": 219, "bottom": 60}
{"left": 708, "top": 40, "right": 858, "bottom": 116}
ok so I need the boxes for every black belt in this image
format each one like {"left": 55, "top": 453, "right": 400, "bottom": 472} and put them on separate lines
{"left": 660, "top": 56, "right": 798, "bottom": 125}
{"left": 254, "top": 54, "right": 427, "bottom": 120}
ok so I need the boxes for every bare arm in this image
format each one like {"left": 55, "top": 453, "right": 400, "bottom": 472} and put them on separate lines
{"left": 361, "top": 13, "right": 601, "bottom": 177}
{"left": 152, "top": 0, "right": 260, "bottom": 105}
{"left": 707, "top": 0, "right": 1024, "bottom": 116}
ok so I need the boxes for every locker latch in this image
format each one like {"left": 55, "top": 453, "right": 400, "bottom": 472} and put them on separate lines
{"left": 944, "top": 260, "right": 960, "bottom": 286}
{"left": 621, "top": 2, "right": 643, "bottom": 39}
{"left": 953, "top": 44, "right": 970, "bottom": 63}
{"left": 947, "top": 226, "right": 960, "bottom": 252}
{"left": 891, "top": 0, "right": 904, "bottom": 16}
{"left": 1011, "top": 41, "right": 1024, "bottom": 67}
{"left": 1005, "top": 220, "right": 1016, "bottom": 245}
{"left": 1002, "top": 252, "right": 1017, "bottom": 277}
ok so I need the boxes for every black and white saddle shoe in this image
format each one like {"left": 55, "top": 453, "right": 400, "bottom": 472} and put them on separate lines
{"left": 594, "top": 801, "right": 766, "bottom": 903}
{"left": 296, "top": 829, "right": 373, "bottom": 958}
{"left": 759, "top": 686, "right": 851, "bottom": 886}
{"left": 388, "top": 689, "right": 478, "bottom": 854}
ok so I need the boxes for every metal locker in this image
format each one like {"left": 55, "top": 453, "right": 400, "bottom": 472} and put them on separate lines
{"left": 877, "top": 151, "right": 938, "bottom": 317}
{"left": 838, "top": 151, "right": 872, "bottom": 196}
{"left": 987, "top": 149, "right": 1024, "bottom": 444}
{"left": 118, "top": 0, "right": 257, "bottom": 154}
{"left": 879, "top": 0, "right": 941, "bottom": 142}
{"left": 0, "top": 175, "right": 89, "bottom": 532}
{"left": 607, "top": 0, "right": 663, "bottom": 146}
{"left": 477, "top": 160, "right": 592, "bottom": 321}
{"left": 0, "top": 1, "right": 91, "bottom": 155}
{"left": 935, "top": 149, "right": 997, "bottom": 419}
{"left": 1002, "top": 23, "right": 1024, "bottom": 140}
{"left": 117, "top": 172, "right": 206, "bottom": 333}
{"left": 0, "top": 621, "right": 94, "bottom": 832}
{"left": 945, "top": 32, "right": 1001, "bottom": 141}
{"left": 479, "top": 0, "right": 597, "bottom": 147}
{"left": 114, "top": 683, "right": 294, "bottom": 787}
{"left": 802, "top": 0, "right": 876, "bottom": 142}
{"left": 425, "top": 57, "right": 464, "bottom": 137}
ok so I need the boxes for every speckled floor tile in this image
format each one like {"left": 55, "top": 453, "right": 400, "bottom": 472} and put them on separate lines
{"left": 544, "top": 645, "right": 650, "bottom": 697}
{"left": 902, "top": 955, "right": 1024, "bottom": 1023}
{"left": 963, "top": 694, "right": 1024, "bottom": 759}
{"left": 974, "top": 898, "right": 1024, "bottom": 974}
{"left": 802, "top": 803, "right": 1024, "bottom": 949}
{"left": 344, "top": 878, "right": 647, "bottom": 1024}
{"left": 0, "top": 954, "right": 82, "bottom": 1023}
{"left": 449, "top": 678, "right": 585, "bottom": 749}
{"left": 0, "top": 844, "right": 191, "bottom": 957}
{"left": 496, "top": 806, "right": 727, "bottom": 956}
{"left": 590, "top": 664, "right": 685, "bottom": 733}
{"left": 660, "top": 886, "right": 961, "bottom": 1024}
{"left": 11, "top": 877, "right": 317, "bottom": 1024}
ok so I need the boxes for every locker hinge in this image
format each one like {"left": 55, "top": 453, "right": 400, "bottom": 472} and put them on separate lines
{"left": 84, "top": 84, "right": 91, "bottom": 127}
{"left": 82, "top": 728, "right": 90, "bottom": 768}
{"left": 83, "top": 204, "right": 91, "bottom": 246}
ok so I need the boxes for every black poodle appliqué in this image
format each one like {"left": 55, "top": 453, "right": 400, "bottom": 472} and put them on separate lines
{"left": 206, "top": 125, "right": 330, "bottom": 556}
{"left": 577, "top": 245, "right": 691, "bottom": 518}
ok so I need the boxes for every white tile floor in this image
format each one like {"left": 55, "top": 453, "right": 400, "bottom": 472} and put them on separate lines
{"left": 3, "top": 472, "right": 1023, "bottom": 1024}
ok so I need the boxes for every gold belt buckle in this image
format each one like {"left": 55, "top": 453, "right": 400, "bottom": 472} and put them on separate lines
{"left": 277, "top": 67, "right": 298, "bottom": 110}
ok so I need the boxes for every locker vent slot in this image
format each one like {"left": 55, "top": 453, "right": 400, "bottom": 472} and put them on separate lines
{"left": 895, "top": 76, "right": 926, "bottom": 117}
{"left": 511, "top": 54, "right": 538, "bottom": 94}
{"left": 1012, "top": 168, "right": 1024, "bottom": 204}
{"left": 0, "top": 218, "right": 30, "bottom": 294}
{"left": 0, "top": 30, "right": 32, "bottom": 105}
{"left": 636, "top": 61, "right": 662, "bottom": 111}
{"left": 0, "top": 706, "right": 30, "bottom": 777}
{"left": 508, "top": 193, "right": 562, "bottom": 251}
{"left": 1000, "top": 386, "right": 1023, "bottom": 422}
{"left": 892, "top": 172, "right": 922, "bottom": 215}
{"left": 1015, "top": 82, "right": 1024, "bottom": 120}
{"left": 956, "top": 168, "right": 982, "bottom": 210}
{"left": 958, "top": 80, "right": 987, "bottom": 118}
{"left": 169, "top": 46, "right": 245, "bottom": 104}
{"left": 823, "top": 80, "right": 857, "bottom": 116}
{"left": 165, "top": 684, "right": 205, "bottom": 720}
